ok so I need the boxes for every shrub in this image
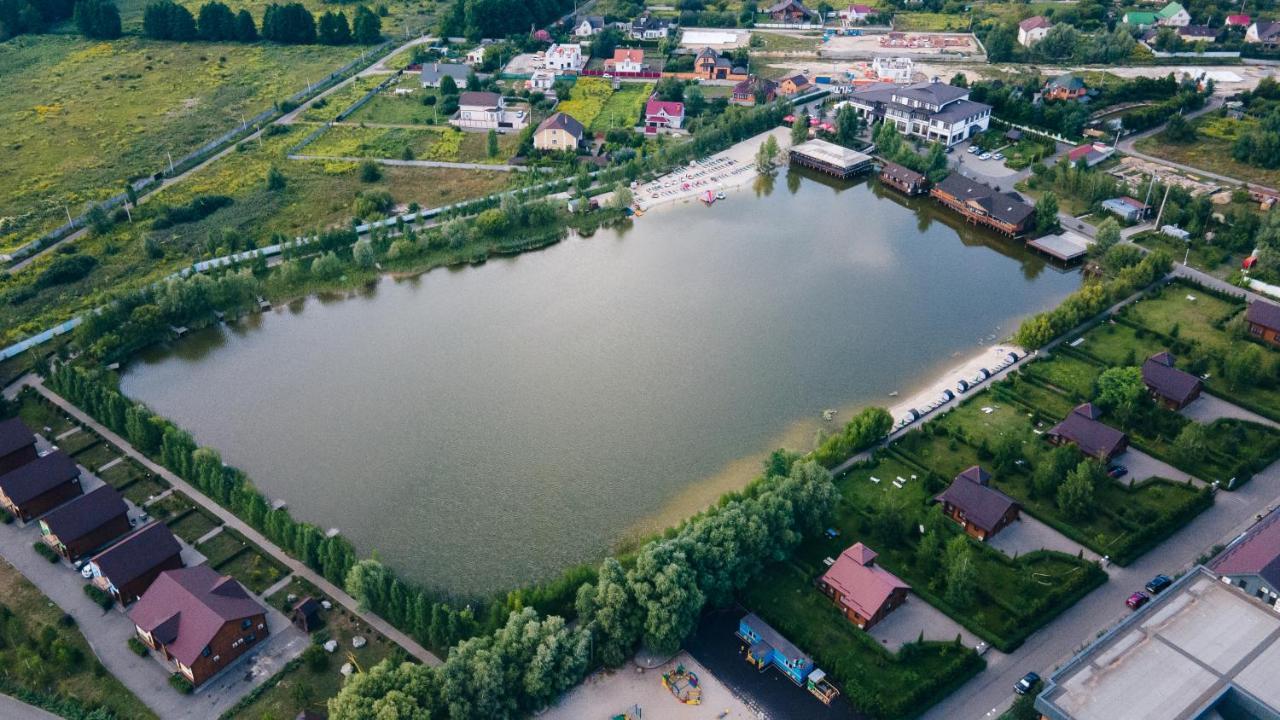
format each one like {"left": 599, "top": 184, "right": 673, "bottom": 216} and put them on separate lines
{"left": 83, "top": 584, "right": 113, "bottom": 610}
{"left": 128, "top": 636, "right": 150, "bottom": 657}
{"left": 302, "top": 643, "right": 329, "bottom": 672}
{"left": 35, "top": 254, "right": 98, "bottom": 289}
{"left": 359, "top": 160, "right": 382, "bottom": 183}
{"left": 168, "top": 673, "right": 194, "bottom": 694}
{"left": 1, "top": 510, "right": 13, "bottom": 525}
{"left": 151, "top": 195, "right": 233, "bottom": 230}
{"left": 33, "top": 542, "right": 61, "bottom": 563}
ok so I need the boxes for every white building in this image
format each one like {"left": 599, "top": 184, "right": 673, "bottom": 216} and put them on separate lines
{"left": 544, "top": 43, "right": 586, "bottom": 72}
{"left": 629, "top": 13, "right": 671, "bottom": 40}
{"left": 838, "top": 3, "right": 873, "bottom": 27}
{"left": 846, "top": 81, "right": 991, "bottom": 146}
{"left": 526, "top": 69, "right": 556, "bottom": 94}
{"left": 450, "top": 91, "right": 528, "bottom": 133}
{"left": 574, "top": 15, "right": 605, "bottom": 37}
{"left": 871, "top": 56, "right": 914, "bottom": 84}
{"left": 1017, "top": 16, "right": 1052, "bottom": 46}
{"left": 465, "top": 46, "right": 486, "bottom": 65}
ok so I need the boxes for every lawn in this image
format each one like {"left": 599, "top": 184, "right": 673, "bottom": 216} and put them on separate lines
{"left": 0, "top": 557, "right": 157, "bottom": 720}
{"left": 892, "top": 12, "right": 971, "bottom": 30}
{"left": 0, "top": 124, "right": 512, "bottom": 346}
{"left": 99, "top": 459, "right": 146, "bottom": 489}
{"left": 215, "top": 547, "right": 288, "bottom": 594}
{"left": 1133, "top": 230, "right": 1238, "bottom": 274}
{"left": 589, "top": 82, "right": 655, "bottom": 133}
{"left": 121, "top": 475, "right": 170, "bottom": 506}
{"left": 749, "top": 31, "right": 821, "bottom": 53}
{"left": 0, "top": 35, "right": 364, "bottom": 252}
{"left": 343, "top": 79, "right": 445, "bottom": 125}
{"left": 55, "top": 428, "right": 98, "bottom": 456}
{"left": 197, "top": 528, "right": 249, "bottom": 566}
{"left": 1021, "top": 354, "right": 1104, "bottom": 400}
{"left": 300, "top": 76, "right": 386, "bottom": 123}
{"left": 168, "top": 508, "right": 223, "bottom": 544}
{"left": 1120, "top": 282, "right": 1243, "bottom": 353}
{"left": 148, "top": 490, "right": 196, "bottom": 522}
{"left": 1134, "top": 115, "right": 1280, "bottom": 190}
{"left": 266, "top": 576, "right": 322, "bottom": 612}
{"left": 73, "top": 442, "right": 121, "bottom": 472}
{"left": 301, "top": 124, "right": 456, "bottom": 160}
{"left": 557, "top": 76, "right": 617, "bottom": 129}
{"left": 741, "top": 562, "right": 983, "bottom": 720}
{"left": 15, "top": 390, "right": 75, "bottom": 436}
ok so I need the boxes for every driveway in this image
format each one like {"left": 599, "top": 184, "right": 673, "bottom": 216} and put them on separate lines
{"left": 988, "top": 516, "right": 1097, "bottom": 561}
{"left": 1181, "top": 393, "right": 1280, "bottom": 429}
{"left": 868, "top": 596, "right": 982, "bottom": 652}
{"left": 0, "top": 695, "right": 60, "bottom": 720}
{"left": 1116, "top": 447, "right": 1199, "bottom": 487}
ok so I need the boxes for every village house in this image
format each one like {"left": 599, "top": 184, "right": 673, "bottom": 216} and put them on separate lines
{"left": 1226, "top": 14, "right": 1251, "bottom": 28}
{"left": 526, "top": 69, "right": 556, "bottom": 94}
{"left": 0, "top": 450, "right": 82, "bottom": 523}
{"left": 1018, "top": 16, "right": 1052, "bottom": 46}
{"left": 629, "top": 12, "right": 671, "bottom": 40}
{"left": 694, "top": 47, "right": 745, "bottom": 81}
{"left": 533, "top": 112, "right": 586, "bottom": 151}
{"left": 763, "top": 0, "right": 816, "bottom": 23}
{"left": 839, "top": 4, "right": 873, "bottom": 26}
{"left": 1067, "top": 142, "right": 1115, "bottom": 167}
{"left": 878, "top": 161, "right": 928, "bottom": 196}
{"left": 929, "top": 175, "right": 1035, "bottom": 236}
{"left": 0, "top": 418, "right": 37, "bottom": 476}
{"left": 934, "top": 466, "right": 1021, "bottom": 541}
{"left": 1246, "top": 21, "right": 1280, "bottom": 47}
{"left": 39, "top": 485, "right": 130, "bottom": 561}
{"left": 544, "top": 43, "right": 586, "bottom": 73}
{"left": 573, "top": 15, "right": 605, "bottom": 37}
{"left": 1141, "top": 351, "right": 1203, "bottom": 410}
{"left": 1178, "top": 25, "right": 1218, "bottom": 42}
{"left": 450, "top": 91, "right": 528, "bottom": 132}
{"left": 1047, "top": 403, "right": 1129, "bottom": 461}
{"left": 1122, "top": 10, "right": 1159, "bottom": 27}
{"left": 778, "top": 73, "right": 811, "bottom": 96}
{"left": 817, "top": 542, "right": 910, "bottom": 629}
{"left": 604, "top": 48, "right": 648, "bottom": 74}
{"left": 1044, "top": 74, "right": 1087, "bottom": 101}
{"left": 419, "top": 63, "right": 471, "bottom": 89}
{"left": 872, "top": 56, "right": 914, "bottom": 84}
{"left": 732, "top": 75, "right": 778, "bottom": 105}
{"left": 130, "top": 566, "right": 269, "bottom": 687}
{"left": 465, "top": 45, "right": 486, "bottom": 66}
{"left": 1209, "top": 506, "right": 1280, "bottom": 611}
{"left": 1156, "top": 1, "right": 1191, "bottom": 26}
{"left": 846, "top": 81, "right": 991, "bottom": 146}
{"left": 1246, "top": 299, "right": 1280, "bottom": 345}
{"left": 643, "top": 96, "right": 685, "bottom": 131}
{"left": 1101, "top": 196, "right": 1151, "bottom": 222}
{"left": 87, "top": 522, "right": 184, "bottom": 605}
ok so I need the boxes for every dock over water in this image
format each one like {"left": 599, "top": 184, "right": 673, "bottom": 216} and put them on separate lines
{"left": 788, "top": 139, "right": 873, "bottom": 179}
{"left": 1028, "top": 230, "right": 1091, "bottom": 264}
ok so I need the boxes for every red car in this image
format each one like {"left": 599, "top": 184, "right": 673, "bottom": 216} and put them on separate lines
{"left": 1126, "top": 591, "right": 1150, "bottom": 610}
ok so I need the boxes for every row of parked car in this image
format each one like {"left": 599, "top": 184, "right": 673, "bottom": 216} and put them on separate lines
{"left": 966, "top": 144, "right": 1004, "bottom": 162}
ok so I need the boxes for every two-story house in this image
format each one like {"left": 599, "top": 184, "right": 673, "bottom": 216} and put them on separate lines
{"left": 39, "top": 485, "right": 130, "bottom": 561}
{"left": 604, "top": 48, "right": 648, "bottom": 74}
{"left": 533, "top": 112, "right": 585, "bottom": 151}
{"left": 544, "top": 43, "right": 586, "bottom": 73}
{"left": 0, "top": 418, "right": 37, "bottom": 476}
{"left": 1018, "top": 16, "right": 1052, "bottom": 46}
{"left": 450, "top": 92, "right": 528, "bottom": 133}
{"left": 88, "top": 522, "right": 185, "bottom": 604}
{"left": 845, "top": 81, "right": 991, "bottom": 146}
{"left": 0, "top": 450, "right": 81, "bottom": 523}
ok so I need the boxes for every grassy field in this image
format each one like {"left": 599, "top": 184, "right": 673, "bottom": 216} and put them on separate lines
{"left": 121, "top": 475, "right": 169, "bottom": 506}
{"left": 112, "top": 0, "right": 439, "bottom": 33}
{"left": 0, "top": 123, "right": 512, "bottom": 346}
{"left": 301, "top": 76, "right": 386, "bottom": 123}
{"left": 0, "top": 35, "right": 364, "bottom": 253}
{"left": 72, "top": 441, "right": 122, "bottom": 472}
{"left": 215, "top": 546, "right": 288, "bottom": 594}
{"left": 1133, "top": 230, "right": 1238, "bottom": 274}
{"left": 15, "top": 390, "right": 75, "bottom": 436}
{"left": 301, "top": 123, "right": 519, "bottom": 163}
{"left": 100, "top": 459, "right": 146, "bottom": 488}
{"left": 169, "top": 508, "right": 223, "bottom": 544}
{"left": 1134, "top": 115, "right": 1280, "bottom": 189}
{"left": 589, "top": 82, "right": 654, "bottom": 133}
{"left": 0, "top": 557, "right": 157, "bottom": 720}
{"left": 749, "top": 31, "right": 821, "bottom": 53}
{"left": 891, "top": 12, "right": 971, "bottom": 30}
{"left": 342, "top": 80, "right": 445, "bottom": 125}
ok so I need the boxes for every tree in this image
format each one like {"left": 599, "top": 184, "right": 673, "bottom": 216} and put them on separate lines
{"left": 352, "top": 238, "right": 376, "bottom": 268}
{"left": 234, "top": 8, "right": 257, "bottom": 40}
{"left": 266, "top": 166, "right": 286, "bottom": 191}
{"left": 943, "top": 535, "right": 976, "bottom": 608}
{"left": 916, "top": 527, "right": 945, "bottom": 580}
{"left": 1163, "top": 113, "right": 1197, "bottom": 144}
{"left": 261, "top": 2, "right": 315, "bottom": 44}
{"left": 353, "top": 4, "right": 380, "bottom": 43}
{"left": 486, "top": 129, "right": 499, "bottom": 159}
{"left": 317, "top": 10, "right": 351, "bottom": 44}
{"left": 869, "top": 493, "right": 912, "bottom": 548}
{"left": 1092, "top": 217, "right": 1121, "bottom": 258}
{"left": 1172, "top": 421, "right": 1208, "bottom": 467}
{"left": 791, "top": 114, "right": 809, "bottom": 146}
{"left": 924, "top": 142, "right": 948, "bottom": 183}
{"left": 143, "top": 0, "right": 195, "bottom": 39}
{"left": 628, "top": 541, "right": 704, "bottom": 655}
{"left": 1094, "top": 366, "right": 1147, "bottom": 423}
{"left": 834, "top": 104, "right": 861, "bottom": 148}
{"left": 1033, "top": 445, "right": 1078, "bottom": 499}
{"left": 576, "top": 558, "right": 642, "bottom": 666}
{"left": 1224, "top": 343, "right": 1263, "bottom": 390}
{"left": 608, "top": 186, "right": 633, "bottom": 211}
{"left": 1058, "top": 460, "right": 1102, "bottom": 520}
{"left": 196, "top": 1, "right": 236, "bottom": 40}
{"left": 1035, "top": 192, "right": 1060, "bottom": 233}
{"left": 440, "top": 73, "right": 459, "bottom": 96}
{"left": 74, "top": 0, "right": 120, "bottom": 38}
{"left": 756, "top": 135, "right": 779, "bottom": 173}
{"left": 683, "top": 85, "right": 706, "bottom": 117}
{"left": 359, "top": 159, "right": 381, "bottom": 183}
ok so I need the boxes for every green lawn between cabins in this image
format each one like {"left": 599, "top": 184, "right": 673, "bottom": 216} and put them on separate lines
{"left": 168, "top": 508, "right": 223, "bottom": 544}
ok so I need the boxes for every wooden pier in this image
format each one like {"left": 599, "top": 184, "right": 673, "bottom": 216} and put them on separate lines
{"left": 788, "top": 139, "right": 873, "bottom": 179}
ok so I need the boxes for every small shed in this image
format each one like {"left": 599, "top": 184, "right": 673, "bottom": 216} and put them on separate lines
{"left": 1004, "top": 128, "right": 1023, "bottom": 142}
{"left": 291, "top": 596, "right": 323, "bottom": 632}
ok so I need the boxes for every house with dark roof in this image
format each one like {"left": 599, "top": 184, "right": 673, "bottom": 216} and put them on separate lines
{"left": 1101, "top": 196, "right": 1151, "bottom": 222}
{"left": 1141, "top": 351, "right": 1203, "bottom": 410}
{"left": 778, "top": 73, "right": 811, "bottom": 96}
{"left": 291, "top": 597, "right": 323, "bottom": 632}
{"left": 1044, "top": 74, "right": 1086, "bottom": 101}
{"left": 764, "top": 0, "right": 815, "bottom": 23}
{"left": 817, "top": 542, "right": 910, "bottom": 629}
{"left": 0, "top": 450, "right": 82, "bottom": 523}
{"left": 732, "top": 75, "right": 778, "bottom": 105}
{"left": 628, "top": 12, "right": 671, "bottom": 40}
{"left": 694, "top": 47, "right": 744, "bottom": 81}
{"left": 419, "top": 63, "right": 471, "bottom": 89}
{"left": 130, "top": 566, "right": 269, "bottom": 687}
{"left": 1047, "top": 403, "right": 1129, "bottom": 461}
{"left": 0, "top": 418, "right": 37, "bottom": 476}
{"left": 879, "top": 161, "right": 928, "bottom": 196}
{"left": 1210, "top": 507, "right": 1280, "bottom": 609}
{"left": 846, "top": 81, "right": 991, "bottom": 146}
{"left": 935, "top": 466, "right": 1021, "bottom": 541}
{"left": 450, "top": 92, "right": 528, "bottom": 132}
{"left": 1246, "top": 299, "right": 1280, "bottom": 346}
{"left": 39, "top": 485, "right": 130, "bottom": 561}
{"left": 573, "top": 15, "right": 605, "bottom": 37}
{"left": 1178, "top": 24, "right": 1218, "bottom": 42}
{"left": 533, "top": 112, "right": 585, "bottom": 151}
{"left": 88, "top": 522, "right": 184, "bottom": 604}
{"left": 929, "top": 174, "right": 1035, "bottom": 236}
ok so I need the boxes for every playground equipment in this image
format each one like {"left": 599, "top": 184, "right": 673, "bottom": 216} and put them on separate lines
{"left": 610, "top": 704, "right": 642, "bottom": 720}
{"left": 662, "top": 664, "right": 703, "bottom": 705}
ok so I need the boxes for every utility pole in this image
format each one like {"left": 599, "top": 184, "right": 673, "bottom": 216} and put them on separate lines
{"left": 64, "top": 206, "right": 74, "bottom": 227}
{"left": 167, "top": 151, "right": 175, "bottom": 175}
{"left": 1154, "top": 183, "right": 1172, "bottom": 229}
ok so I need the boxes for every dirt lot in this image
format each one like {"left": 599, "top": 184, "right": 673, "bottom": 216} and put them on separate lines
{"left": 544, "top": 652, "right": 762, "bottom": 720}
{"left": 822, "top": 32, "right": 981, "bottom": 58}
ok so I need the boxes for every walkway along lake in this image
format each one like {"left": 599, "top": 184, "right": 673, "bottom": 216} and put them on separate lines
{"left": 119, "top": 170, "right": 1081, "bottom": 595}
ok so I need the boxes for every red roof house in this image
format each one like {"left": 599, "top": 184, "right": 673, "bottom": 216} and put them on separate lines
{"left": 1226, "top": 14, "right": 1251, "bottom": 27}
{"left": 603, "top": 48, "right": 647, "bottom": 73}
{"left": 1210, "top": 507, "right": 1280, "bottom": 604}
{"left": 130, "top": 566, "right": 269, "bottom": 687}
{"left": 644, "top": 97, "right": 684, "bottom": 132}
{"left": 817, "top": 542, "right": 910, "bottom": 629}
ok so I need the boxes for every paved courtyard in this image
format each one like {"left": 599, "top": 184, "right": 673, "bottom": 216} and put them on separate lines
{"left": 868, "top": 596, "right": 982, "bottom": 652}
{"left": 1181, "top": 392, "right": 1280, "bottom": 428}
{"left": 1116, "top": 447, "right": 1197, "bottom": 487}
{"left": 988, "top": 516, "right": 1096, "bottom": 561}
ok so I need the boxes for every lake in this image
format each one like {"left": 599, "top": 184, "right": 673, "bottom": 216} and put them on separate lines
{"left": 120, "top": 170, "right": 1080, "bottom": 595}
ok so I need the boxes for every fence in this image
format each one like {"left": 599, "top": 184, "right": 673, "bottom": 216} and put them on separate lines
{"left": 579, "top": 69, "right": 662, "bottom": 79}
{"left": 7, "top": 36, "right": 408, "bottom": 268}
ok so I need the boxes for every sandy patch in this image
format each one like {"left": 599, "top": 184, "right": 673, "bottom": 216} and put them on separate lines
{"left": 544, "top": 652, "right": 764, "bottom": 720}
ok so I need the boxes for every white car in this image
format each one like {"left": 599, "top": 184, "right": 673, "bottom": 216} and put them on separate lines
{"left": 80, "top": 564, "right": 94, "bottom": 579}
{"left": 993, "top": 152, "right": 1005, "bottom": 161}
{"left": 979, "top": 152, "right": 992, "bottom": 160}
{"left": 967, "top": 145, "right": 979, "bottom": 154}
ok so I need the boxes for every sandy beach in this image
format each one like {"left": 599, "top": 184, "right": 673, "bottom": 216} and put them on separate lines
{"left": 543, "top": 651, "right": 762, "bottom": 720}
{"left": 634, "top": 127, "right": 793, "bottom": 212}
{"left": 887, "top": 343, "right": 1027, "bottom": 430}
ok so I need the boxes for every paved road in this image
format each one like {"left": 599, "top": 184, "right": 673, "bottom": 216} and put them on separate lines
{"left": 10, "top": 375, "right": 442, "bottom": 668}
{"left": 919, "top": 441, "right": 1280, "bottom": 720}
{"left": 0, "top": 694, "right": 61, "bottom": 720}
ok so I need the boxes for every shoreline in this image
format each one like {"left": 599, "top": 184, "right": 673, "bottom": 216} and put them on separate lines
{"left": 634, "top": 127, "right": 793, "bottom": 212}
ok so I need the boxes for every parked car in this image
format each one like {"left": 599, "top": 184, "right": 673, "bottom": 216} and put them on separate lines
{"left": 979, "top": 152, "right": 992, "bottom": 160}
{"left": 1107, "top": 464, "right": 1128, "bottom": 479}
{"left": 80, "top": 564, "right": 94, "bottom": 579}
{"left": 1126, "top": 591, "right": 1150, "bottom": 610}
{"left": 1145, "top": 574, "right": 1173, "bottom": 595}
{"left": 1014, "top": 671, "right": 1041, "bottom": 695}
{"left": 967, "top": 145, "right": 979, "bottom": 154}
{"left": 992, "top": 152, "right": 1004, "bottom": 161}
